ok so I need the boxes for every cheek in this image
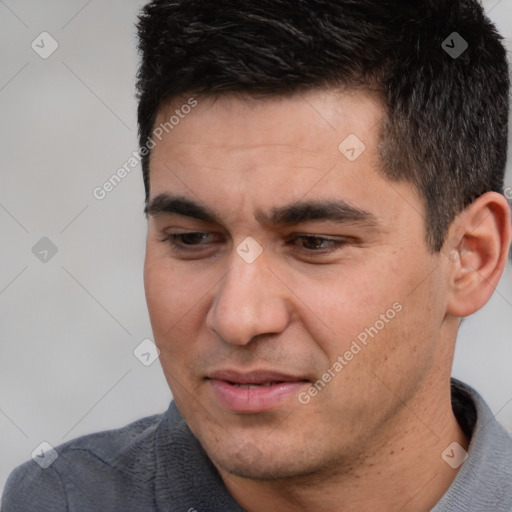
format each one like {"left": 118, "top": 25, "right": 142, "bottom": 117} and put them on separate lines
{"left": 288, "top": 264, "right": 394, "bottom": 351}
{"left": 345, "top": 264, "right": 445, "bottom": 390}
{"left": 144, "top": 256, "right": 206, "bottom": 406}
{"left": 295, "top": 253, "right": 439, "bottom": 378}
{"left": 143, "top": 247, "right": 219, "bottom": 361}
{"left": 144, "top": 253, "right": 176, "bottom": 334}
{"left": 144, "top": 251, "right": 192, "bottom": 339}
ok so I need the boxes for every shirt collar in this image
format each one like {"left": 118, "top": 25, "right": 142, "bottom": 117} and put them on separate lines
{"left": 432, "top": 378, "right": 512, "bottom": 511}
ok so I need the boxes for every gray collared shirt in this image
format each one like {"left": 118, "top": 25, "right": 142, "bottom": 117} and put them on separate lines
{"left": 2, "top": 379, "right": 512, "bottom": 511}
{"left": 432, "top": 380, "right": 512, "bottom": 511}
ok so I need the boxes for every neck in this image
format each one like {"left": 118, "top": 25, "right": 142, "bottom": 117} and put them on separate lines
{"left": 218, "top": 379, "right": 469, "bottom": 512}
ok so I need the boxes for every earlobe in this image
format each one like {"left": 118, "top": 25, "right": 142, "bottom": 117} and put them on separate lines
{"left": 446, "top": 192, "right": 511, "bottom": 318}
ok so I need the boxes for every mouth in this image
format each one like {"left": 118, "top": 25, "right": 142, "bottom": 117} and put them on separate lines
{"left": 229, "top": 382, "right": 282, "bottom": 389}
{"left": 206, "top": 369, "right": 309, "bottom": 413}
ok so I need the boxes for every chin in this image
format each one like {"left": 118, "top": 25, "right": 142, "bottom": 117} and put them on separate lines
{"left": 214, "top": 452, "right": 306, "bottom": 481}
{"left": 207, "top": 437, "right": 335, "bottom": 482}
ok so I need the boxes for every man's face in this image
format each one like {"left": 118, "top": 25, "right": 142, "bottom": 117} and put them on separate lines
{"left": 144, "top": 90, "right": 452, "bottom": 479}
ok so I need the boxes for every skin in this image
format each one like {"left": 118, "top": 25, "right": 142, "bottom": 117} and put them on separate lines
{"left": 143, "top": 89, "right": 511, "bottom": 511}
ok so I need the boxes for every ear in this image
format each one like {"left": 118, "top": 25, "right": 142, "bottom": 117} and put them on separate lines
{"left": 445, "top": 192, "right": 511, "bottom": 317}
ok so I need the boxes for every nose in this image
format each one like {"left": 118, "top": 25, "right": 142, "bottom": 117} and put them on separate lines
{"left": 205, "top": 250, "right": 291, "bottom": 345}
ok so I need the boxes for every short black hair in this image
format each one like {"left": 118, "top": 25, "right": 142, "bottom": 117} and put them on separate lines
{"left": 136, "top": 0, "right": 509, "bottom": 251}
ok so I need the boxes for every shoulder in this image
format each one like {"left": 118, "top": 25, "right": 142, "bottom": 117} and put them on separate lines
{"left": 1, "top": 411, "right": 167, "bottom": 512}
{"left": 2, "top": 461, "right": 67, "bottom": 512}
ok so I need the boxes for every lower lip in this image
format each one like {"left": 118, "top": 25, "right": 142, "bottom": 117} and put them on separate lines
{"left": 208, "top": 379, "right": 308, "bottom": 413}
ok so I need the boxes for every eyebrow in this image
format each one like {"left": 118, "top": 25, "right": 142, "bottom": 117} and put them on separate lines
{"left": 145, "top": 194, "right": 379, "bottom": 228}
{"left": 145, "top": 194, "right": 218, "bottom": 223}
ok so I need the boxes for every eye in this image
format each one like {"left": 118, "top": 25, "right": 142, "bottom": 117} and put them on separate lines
{"left": 171, "top": 232, "right": 210, "bottom": 245}
{"left": 160, "top": 231, "right": 221, "bottom": 253}
{"left": 291, "top": 235, "right": 349, "bottom": 255}
{"left": 296, "top": 236, "right": 336, "bottom": 250}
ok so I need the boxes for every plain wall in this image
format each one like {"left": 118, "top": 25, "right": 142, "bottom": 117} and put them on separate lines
{"left": 1, "top": 0, "right": 511, "bottom": 492}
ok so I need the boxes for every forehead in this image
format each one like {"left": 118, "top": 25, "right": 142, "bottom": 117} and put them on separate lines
{"left": 150, "top": 89, "right": 382, "bottom": 186}
{"left": 147, "top": 89, "right": 423, "bottom": 233}
{"left": 153, "top": 88, "right": 383, "bottom": 157}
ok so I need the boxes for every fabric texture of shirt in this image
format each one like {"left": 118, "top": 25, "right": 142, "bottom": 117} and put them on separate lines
{"left": 2, "top": 379, "right": 512, "bottom": 511}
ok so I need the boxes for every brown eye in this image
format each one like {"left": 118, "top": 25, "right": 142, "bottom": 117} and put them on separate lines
{"left": 288, "top": 234, "right": 351, "bottom": 259}
{"left": 297, "top": 236, "right": 336, "bottom": 250}
{"left": 160, "top": 231, "right": 220, "bottom": 254}
{"left": 178, "top": 232, "right": 210, "bottom": 245}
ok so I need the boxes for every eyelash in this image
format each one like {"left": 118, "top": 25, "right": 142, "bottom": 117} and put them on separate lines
{"left": 160, "top": 232, "right": 349, "bottom": 256}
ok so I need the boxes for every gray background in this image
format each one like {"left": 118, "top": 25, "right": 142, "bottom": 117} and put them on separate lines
{"left": 0, "top": 0, "right": 511, "bottom": 493}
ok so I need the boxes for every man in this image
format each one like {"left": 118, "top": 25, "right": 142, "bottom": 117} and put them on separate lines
{"left": 3, "top": 0, "right": 511, "bottom": 510}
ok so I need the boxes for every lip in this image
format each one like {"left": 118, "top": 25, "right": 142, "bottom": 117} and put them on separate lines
{"left": 207, "top": 369, "right": 309, "bottom": 413}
